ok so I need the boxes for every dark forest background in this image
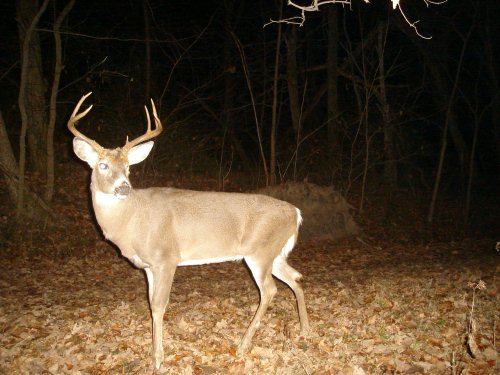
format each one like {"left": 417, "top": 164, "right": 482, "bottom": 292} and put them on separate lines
{"left": 0, "top": 0, "right": 498, "bottom": 232}
{"left": 1, "top": 3, "right": 497, "bottom": 373}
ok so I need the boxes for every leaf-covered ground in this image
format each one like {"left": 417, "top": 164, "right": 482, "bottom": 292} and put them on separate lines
{"left": 0, "top": 167, "right": 498, "bottom": 374}
{"left": 1, "top": 238, "right": 497, "bottom": 374}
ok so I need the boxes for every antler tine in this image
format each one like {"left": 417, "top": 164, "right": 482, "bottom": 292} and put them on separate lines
{"left": 122, "top": 99, "right": 163, "bottom": 151}
{"left": 67, "top": 92, "right": 103, "bottom": 152}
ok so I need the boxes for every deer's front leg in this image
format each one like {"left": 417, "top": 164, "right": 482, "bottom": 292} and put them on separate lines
{"left": 146, "top": 263, "right": 176, "bottom": 370}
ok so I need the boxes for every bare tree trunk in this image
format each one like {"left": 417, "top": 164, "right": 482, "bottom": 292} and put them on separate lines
{"left": 393, "top": 16, "right": 472, "bottom": 191}
{"left": 16, "top": 0, "right": 49, "bottom": 218}
{"left": 357, "top": 12, "right": 371, "bottom": 214}
{"left": 428, "top": 22, "right": 473, "bottom": 223}
{"left": 376, "top": 22, "right": 396, "bottom": 193}
{"left": 269, "top": 20, "right": 282, "bottom": 186}
{"left": 221, "top": 1, "right": 250, "bottom": 173}
{"left": 359, "top": 102, "right": 370, "bottom": 213}
{"left": 143, "top": 0, "right": 151, "bottom": 102}
{"left": 16, "top": 0, "right": 49, "bottom": 176}
{"left": 327, "top": 6, "right": 340, "bottom": 171}
{"left": 1, "top": 112, "right": 51, "bottom": 219}
{"left": 0, "top": 112, "right": 19, "bottom": 201}
{"left": 286, "top": 26, "right": 300, "bottom": 136}
{"left": 482, "top": 4, "right": 500, "bottom": 178}
{"left": 429, "top": 66, "right": 469, "bottom": 184}
{"left": 464, "top": 77, "right": 491, "bottom": 226}
{"left": 46, "top": 0, "right": 75, "bottom": 203}
{"left": 285, "top": 25, "right": 305, "bottom": 181}
{"left": 464, "top": 112, "right": 480, "bottom": 226}
{"left": 220, "top": 2, "right": 235, "bottom": 188}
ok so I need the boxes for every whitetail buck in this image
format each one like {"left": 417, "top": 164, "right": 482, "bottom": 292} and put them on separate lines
{"left": 68, "top": 92, "right": 309, "bottom": 370}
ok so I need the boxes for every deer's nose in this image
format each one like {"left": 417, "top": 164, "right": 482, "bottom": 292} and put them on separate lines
{"left": 115, "top": 182, "right": 131, "bottom": 197}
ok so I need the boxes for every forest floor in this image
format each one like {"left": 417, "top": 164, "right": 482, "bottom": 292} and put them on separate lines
{"left": 0, "top": 165, "right": 498, "bottom": 374}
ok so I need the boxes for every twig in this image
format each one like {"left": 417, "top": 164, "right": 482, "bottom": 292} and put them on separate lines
{"left": 465, "top": 280, "right": 486, "bottom": 359}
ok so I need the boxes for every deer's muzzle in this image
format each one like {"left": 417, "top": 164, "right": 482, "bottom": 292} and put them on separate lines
{"left": 115, "top": 182, "right": 131, "bottom": 198}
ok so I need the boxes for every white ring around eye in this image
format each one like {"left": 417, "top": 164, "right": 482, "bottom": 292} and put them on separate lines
{"left": 99, "top": 162, "right": 108, "bottom": 170}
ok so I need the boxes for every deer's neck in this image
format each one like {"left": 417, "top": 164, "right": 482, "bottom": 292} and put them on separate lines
{"left": 91, "top": 187, "right": 133, "bottom": 241}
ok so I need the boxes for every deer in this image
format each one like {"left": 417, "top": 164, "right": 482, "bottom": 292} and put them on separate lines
{"left": 68, "top": 92, "right": 309, "bottom": 370}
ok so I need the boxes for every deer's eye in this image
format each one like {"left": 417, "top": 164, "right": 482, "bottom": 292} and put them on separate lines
{"left": 98, "top": 162, "right": 109, "bottom": 170}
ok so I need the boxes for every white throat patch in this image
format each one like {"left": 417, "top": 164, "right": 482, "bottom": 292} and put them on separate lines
{"left": 94, "top": 191, "right": 123, "bottom": 206}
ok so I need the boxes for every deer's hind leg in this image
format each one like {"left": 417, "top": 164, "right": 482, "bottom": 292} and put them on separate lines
{"left": 238, "top": 255, "right": 277, "bottom": 355}
{"left": 272, "top": 255, "right": 309, "bottom": 335}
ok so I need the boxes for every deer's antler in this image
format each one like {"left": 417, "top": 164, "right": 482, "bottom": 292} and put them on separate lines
{"left": 122, "top": 99, "right": 163, "bottom": 152}
{"left": 67, "top": 92, "right": 104, "bottom": 153}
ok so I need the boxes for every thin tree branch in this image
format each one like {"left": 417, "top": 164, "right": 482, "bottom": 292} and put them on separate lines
{"left": 231, "top": 32, "right": 269, "bottom": 184}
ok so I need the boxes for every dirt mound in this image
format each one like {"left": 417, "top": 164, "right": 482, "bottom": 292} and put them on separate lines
{"left": 254, "top": 182, "right": 360, "bottom": 241}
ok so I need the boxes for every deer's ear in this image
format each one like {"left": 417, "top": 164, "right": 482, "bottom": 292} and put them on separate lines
{"left": 128, "top": 141, "right": 154, "bottom": 165}
{"left": 73, "top": 137, "right": 99, "bottom": 168}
